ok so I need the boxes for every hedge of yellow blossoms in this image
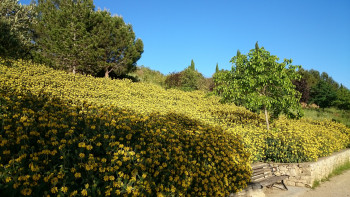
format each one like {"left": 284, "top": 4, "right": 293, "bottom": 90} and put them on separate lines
{"left": 0, "top": 59, "right": 350, "bottom": 196}
{"left": 0, "top": 59, "right": 251, "bottom": 196}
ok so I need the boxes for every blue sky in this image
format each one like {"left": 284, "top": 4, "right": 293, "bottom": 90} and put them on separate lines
{"left": 20, "top": 0, "right": 350, "bottom": 88}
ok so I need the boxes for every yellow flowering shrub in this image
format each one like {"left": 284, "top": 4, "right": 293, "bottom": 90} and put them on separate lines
{"left": 0, "top": 58, "right": 350, "bottom": 196}
{"left": 265, "top": 117, "right": 350, "bottom": 162}
{"left": 0, "top": 88, "right": 250, "bottom": 196}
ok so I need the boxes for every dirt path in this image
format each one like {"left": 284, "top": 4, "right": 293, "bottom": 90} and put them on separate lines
{"left": 265, "top": 169, "right": 350, "bottom": 197}
{"left": 298, "top": 169, "right": 350, "bottom": 197}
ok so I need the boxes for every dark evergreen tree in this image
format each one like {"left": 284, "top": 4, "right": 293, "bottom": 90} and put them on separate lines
{"left": 91, "top": 10, "right": 143, "bottom": 78}
{"left": 334, "top": 85, "right": 350, "bottom": 110}
{"left": 310, "top": 81, "right": 337, "bottom": 108}
{"left": 33, "top": 0, "right": 96, "bottom": 74}
{"left": 190, "top": 59, "right": 195, "bottom": 70}
{"left": 0, "top": 0, "right": 36, "bottom": 59}
{"left": 33, "top": 0, "right": 143, "bottom": 77}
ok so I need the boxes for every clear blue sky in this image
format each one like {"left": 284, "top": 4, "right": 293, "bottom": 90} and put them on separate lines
{"left": 20, "top": 0, "right": 350, "bottom": 88}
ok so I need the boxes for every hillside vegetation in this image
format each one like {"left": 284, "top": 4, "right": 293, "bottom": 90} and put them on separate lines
{"left": 1, "top": 59, "right": 350, "bottom": 196}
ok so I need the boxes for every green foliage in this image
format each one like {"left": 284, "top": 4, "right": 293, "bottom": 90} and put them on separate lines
{"left": 130, "top": 66, "right": 166, "bottom": 86}
{"left": 310, "top": 81, "right": 337, "bottom": 108}
{"left": 296, "top": 68, "right": 350, "bottom": 111}
{"left": 214, "top": 43, "right": 303, "bottom": 129}
{"left": 0, "top": 0, "right": 36, "bottom": 59}
{"left": 91, "top": 10, "right": 143, "bottom": 78}
{"left": 165, "top": 60, "right": 208, "bottom": 91}
{"left": 303, "top": 107, "right": 350, "bottom": 128}
{"left": 180, "top": 66, "right": 206, "bottom": 91}
{"left": 33, "top": 0, "right": 96, "bottom": 73}
{"left": 190, "top": 59, "right": 195, "bottom": 70}
{"left": 334, "top": 85, "right": 350, "bottom": 110}
{"left": 33, "top": 0, "right": 143, "bottom": 77}
{"left": 215, "top": 63, "right": 219, "bottom": 73}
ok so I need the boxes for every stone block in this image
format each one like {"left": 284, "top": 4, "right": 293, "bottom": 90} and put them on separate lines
{"left": 296, "top": 182, "right": 306, "bottom": 187}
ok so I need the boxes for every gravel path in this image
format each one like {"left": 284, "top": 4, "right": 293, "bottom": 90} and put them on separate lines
{"left": 265, "top": 169, "right": 350, "bottom": 197}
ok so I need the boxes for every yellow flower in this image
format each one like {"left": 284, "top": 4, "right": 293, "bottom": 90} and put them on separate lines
{"left": 51, "top": 187, "right": 58, "bottom": 194}
{"left": 86, "top": 145, "right": 93, "bottom": 150}
{"left": 20, "top": 188, "right": 32, "bottom": 196}
{"left": 104, "top": 175, "right": 109, "bottom": 181}
{"left": 79, "top": 153, "right": 85, "bottom": 158}
{"left": 61, "top": 186, "right": 68, "bottom": 193}
{"left": 126, "top": 185, "right": 133, "bottom": 194}
{"left": 78, "top": 142, "right": 86, "bottom": 148}
{"left": 74, "top": 172, "right": 81, "bottom": 178}
{"left": 81, "top": 189, "right": 88, "bottom": 196}
{"left": 5, "top": 177, "right": 12, "bottom": 182}
{"left": 70, "top": 190, "right": 78, "bottom": 197}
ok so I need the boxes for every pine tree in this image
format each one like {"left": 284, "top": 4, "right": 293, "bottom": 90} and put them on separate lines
{"left": 33, "top": 0, "right": 96, "bottom": 74}
{"left": 0, "top": 0, "right": 36, "bottom": 59}
{"left": 91, "top": 10, "right": 143, "bottom": 78}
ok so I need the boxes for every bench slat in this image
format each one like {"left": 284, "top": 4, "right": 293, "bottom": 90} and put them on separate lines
{"left": 259, "top": 175, "right": 289, "bottom": 187}
{"left": 250, "top": 163, "right": 289, "bottom": 190}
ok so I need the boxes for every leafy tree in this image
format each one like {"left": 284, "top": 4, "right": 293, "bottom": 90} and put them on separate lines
{"left": 165, "top": 60, "right": 207, "bottom": 91}
{"left": 334, "top": 85, "right": 350, "bottom": 110}
{"left": 214, "top": 43, "right": 302, "bottom": 130}
{"left": 91, "top": 9, "right": 143, "bottom": 78}
{"left": 0, "top": 0, "right": 36, "bottom": 59}
{"left": 310, "top": 80, "right": 338, "bottom": 109}
{"left": 33, "top": 0, "right": 96, "bottom": 74}
{"left": 165, "top": 72, "right": 182, "bottom": 89}
{"left": 180, "top": 66, "right": 206, "bottom": 91}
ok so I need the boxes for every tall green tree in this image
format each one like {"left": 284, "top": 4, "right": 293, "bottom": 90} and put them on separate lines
{"left": 34, "top": 0, "right": 96, "bottom": 74}
{"left": 91, "top": 10, "right": 143, "bottom": 78}
{"left": 0, "top": 0, "right": 36, "bottom": 59}
{"left": 214, "top": 43, "right": 302, "bottom": 130}
{"left": 334, "top": 85, "right": 350, "bottom": 110}
{"left": 190, "top": 59, "right": 195, "bottom": 70}
{"left": 215, "top": 63, "right": 219, "bottom": 73}
{"left": 310, "top": 80, "right": 337, "bottom": 108}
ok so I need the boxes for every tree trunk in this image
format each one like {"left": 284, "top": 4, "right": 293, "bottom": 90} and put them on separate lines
{"left": 264, "top": 106, "right": 270, "bottom": 130}
{"left": 105, "top": 68, "right": 109, "bottom": 78}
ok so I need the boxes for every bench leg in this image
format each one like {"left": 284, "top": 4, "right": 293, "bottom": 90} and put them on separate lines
{"left": 281, "top": 180, "right": 288, "bottom": 190}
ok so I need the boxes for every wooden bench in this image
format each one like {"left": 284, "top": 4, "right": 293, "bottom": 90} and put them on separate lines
{"left": 251, "top": 163, "right": 289, "bottom": 190}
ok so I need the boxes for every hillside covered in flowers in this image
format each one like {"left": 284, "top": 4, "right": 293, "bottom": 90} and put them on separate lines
{"left": 1, "top": 59, "right": 350, "bottom": 196}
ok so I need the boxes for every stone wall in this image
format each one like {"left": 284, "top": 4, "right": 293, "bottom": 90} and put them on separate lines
{"left": 230, "top": 149, "right": 350, "bottom": 196}
{"left": 271, "top": 149, "right": 350, "bottom": 187}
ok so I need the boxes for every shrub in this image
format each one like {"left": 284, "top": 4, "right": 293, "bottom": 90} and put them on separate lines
{"left": 0, "top": 88, "right": 250, "bottom": 196}
{"left": 1, "top": 58, "right": 350, "bottom": 165}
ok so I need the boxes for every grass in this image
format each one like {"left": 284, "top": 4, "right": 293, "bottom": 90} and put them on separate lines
{"left": 304, "top": 107, "right": 350, "bottom": 128}
{"left": 312, "top": 161, "right": 350, "bottom": 189}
